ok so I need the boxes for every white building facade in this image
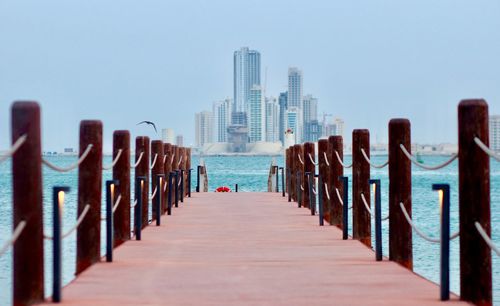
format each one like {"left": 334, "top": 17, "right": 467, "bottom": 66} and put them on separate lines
{"left": 234, "top": 47, "right": 261, "bottom": 113}
{"left": 265, "top": 96, "right": 279, "bottom": 143}
{"left": 195, "top": 111, "right": 213, "bottom": 147}
{"left": 213, "top": 98, "right": 232, "bottom": 142}
{"left": 248, "top": 85, "right": 265, "bottom": 142}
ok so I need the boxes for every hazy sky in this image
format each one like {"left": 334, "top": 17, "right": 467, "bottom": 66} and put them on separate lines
{"left": 1, "top": 0, "right": 499, "bottom": 152}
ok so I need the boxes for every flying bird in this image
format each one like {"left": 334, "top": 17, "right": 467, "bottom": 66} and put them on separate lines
{"left": 137, "top": 121, "right": 158, "bottom": 133}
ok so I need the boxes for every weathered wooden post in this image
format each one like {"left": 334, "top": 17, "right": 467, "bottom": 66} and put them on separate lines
{"left": 294, "top": 144, "right": 304, "bottom": 206}
{"left": 163, "top": 143, "right": 172, "bottom": 213}
{"left": 290, "top": 146, "right": 296, "bottom": 202}
{"left": 304, "top": 142, "right": 315, "bottom": 212}
{"left": 328, "top": 136, "right": 344, "bottom": 227}
{"left": 135, "top": 137, "right": 150, "bottom": 229}
{"left": 318, "top": 139, "right": 329, "bottom": 222}
{"left": 458, "top": 99, "right": 491, "bottom": 305}
{"left": 186, "top": 148, "right": 192, "bottom": 197}
{"left": 285, "top": 148, "right": 291, "bottom": 201}
{"left": 12, "top": 101, "right": 44, "bottom": 305}
{"left": 76, "top": 120, "right": 103, "bottom": 274}
{"left": 113, "top": 130, "right": 130, "bottom": 247}
{"left": 352, "top": 129, "right": 371, "bottom": 247}
{"left": 388, "top": 119, "right": 412, "bottom": 270}
{"left": 151, "top": 140, "right": 164, "bottom": 221}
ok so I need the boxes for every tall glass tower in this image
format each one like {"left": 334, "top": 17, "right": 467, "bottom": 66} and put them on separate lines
{"left": 287, "top": 67, "right": 303, "bottom": 109}
{"left": 233, "top": 47, "right": 261, "bottom": 114}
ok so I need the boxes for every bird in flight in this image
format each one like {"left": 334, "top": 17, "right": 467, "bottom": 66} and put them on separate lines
{"left": 137, "top": 121, "right": 158, "bottom": 133}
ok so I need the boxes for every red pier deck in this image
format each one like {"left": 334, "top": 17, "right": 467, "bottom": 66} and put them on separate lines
{"left": 41, "top": 193, "right": 470, "bottom": 306}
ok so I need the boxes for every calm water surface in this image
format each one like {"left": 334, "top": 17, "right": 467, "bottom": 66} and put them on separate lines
{"left": 0, "top": 155, "right": 498, "bottom": 304}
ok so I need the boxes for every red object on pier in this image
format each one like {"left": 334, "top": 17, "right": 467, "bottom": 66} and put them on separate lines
{"left": 215, "top": 186, "right": 231, "bottom": 192}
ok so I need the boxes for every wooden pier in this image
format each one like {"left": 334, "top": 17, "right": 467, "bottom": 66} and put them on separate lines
{"left": 39, "top": 192, "right": 468, "bottom": 306}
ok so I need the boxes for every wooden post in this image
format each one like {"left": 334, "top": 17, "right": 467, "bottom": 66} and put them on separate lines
{"left": 318, "top": 139, "right": 329, "bottom": 222}
{"left": 285, "top": 148, "right": 290, "bottom": 198}
{"left": 76, "top": 120, "right": 103, "bottom": 274}
{"left": 303, "top": 142, "right": 315, "bottom": 211}
{"left": 11, "top": 101, "right": 44, "bottom": 305}
{"left": 328, "top": 136, "right": 344, "bottom": 227}
{"left": 290, "top": 146, "right": 296, "bottom": 202}
{"left": 135, "top": 137, "right": 150, "bottom": 229}
{"left": 388, "top": 119, "right": 412, "bottom": 270}
{"left": 458, "top": 99, "right": 491, "bottom": 305}
{"left": 112, "top": 130, "right": 130, "bottom": 247}
{"left": 352, "top": 129, "right": 371, "bottom": 247}
{"left": 294, "top": 144, "right": 304, "bottom": 206}
{"left": 163, "top": 143, "right": 173, "bottom": 213}
{"left": 186, "top": 148, "right": 191, "bottom": 197}
{"left": 151, "top": 140, "right": 164, "bottom": 221}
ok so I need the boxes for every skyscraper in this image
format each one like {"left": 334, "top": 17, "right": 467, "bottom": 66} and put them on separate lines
{"left": 265, "top": 96, "right": 279, "bottom": 143}
{"left": 303, "top": 94, "right": 318, "bottom": 123}
{"left": 490, "top": 115, "right": 500, "bottom": 152}
{"left": 288, "top": 67, "right": 303, "bottom": 109}
{"left": 233, "top": 47, "right": 261, "bottom": 114}
{"left": 161, "top": 128, "right": 175, "bottom": 144}
{"left": 248, "top": 85, "right": 265, "bottom": 142}
{"left": 278, "top": 92, "right": 288, "bottom": 145}
{"left": 195, "top": 111, "right": 213, "bottom": 147}
{"left": 175, "top": 135, "right": 184, "bottom": 146}
{"left": 285, "top": 106, "right": 302, "bottom": 143}
{"left": 213, "top": 98, "right": 232, "bottom": 142}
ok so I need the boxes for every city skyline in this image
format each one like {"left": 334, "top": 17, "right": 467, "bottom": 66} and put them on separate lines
{"left": 1, "top": 1, "right": 499, "bottom": 151}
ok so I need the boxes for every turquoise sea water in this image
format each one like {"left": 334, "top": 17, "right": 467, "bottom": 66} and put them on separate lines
{"left": 0, "top": 155, "right": 498, "bottom": 305}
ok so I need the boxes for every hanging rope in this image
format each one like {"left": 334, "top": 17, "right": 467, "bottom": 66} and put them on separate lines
{"left": 298, "top": 154, "right": 305, "bottom": 165}
{"left": 170, "top": 154, "right": 175, "bottom": 165}
{"left": 360, "top": 193, "right": 374, "bottom": 218}
{"left": 163, "top": 155, "right": 167, "bottom": 164}
{"left": 399, "top": 144, "right": 458, "bottom": 170}
{"left": 474, "top": 137, "right": 500, "bottom": 162}
{"left": 42, "top": 144, "right": 93, "bottom": 172}
{"left": 360, "top": 148, "right": 389, "bottom": 169}
{"left": 0, "top": 221, "right": 27, "bottom": 257}
{"left": 102, "top": 149, "right": 123, "bottom": 170}
{"left": 308, "top": 153, "right": 318, "bottom": 165}
{"left": 0, "top": 134, "right": 27, "bottom": 164}
{"left": 334, "top": 151, "right": 352, "bottom": 168}
{"left": 150, "top": 154, "right": 158, "bottom": 169}
{"left": 112, "top": 195, "right": 123, "bottom": 213}
{"left": 178, "top": 155, "right": 184, "bottom": 167}
{"left": 475, "top": 222, "right": 500, "bottom": 256}
{"left": 323, "top": 152, "right": 330, "bottom": 166}
{"left": 324, "top": 183, "right": 330, "bottom": 200}
{"left": 44, "top": 204, "right": 91, "bottom": 240}
{"left": 132, "top": 152, "right": 144, "bottom": 168}
{"left": 149, "top": 186, "right": 158, "bottom": 200}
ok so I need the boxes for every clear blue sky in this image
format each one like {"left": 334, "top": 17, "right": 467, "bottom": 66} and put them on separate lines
{"left": 1, "top": 0, "right": 499, "bottom": 151}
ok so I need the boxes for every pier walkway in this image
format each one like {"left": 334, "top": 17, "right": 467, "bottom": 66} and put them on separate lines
{"left": 42, "top": 192, "right": 469, "bottom": 306}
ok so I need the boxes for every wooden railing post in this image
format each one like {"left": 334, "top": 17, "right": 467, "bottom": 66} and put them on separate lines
{"left": 112, "top": 130, "right": 130, "bottom": 247}
{"left": 328, "top": 136, "right": 344, "bottom": 227}
{"left": 135, "top": 137, "right": 150, "bottom": 229}
{"left": 290, "top": 146, "right": 296, "bottom": 202}
{"left": 388, "top": 119, "right": 412, "bottom": 270}
{"left": 151, "top": 140, "right": 164, "bottom": 221}
{"left": 186, "top": 148, "right": 192, "bottom": 197}
{"left": 458, "top": 99, "right": 491, "bottom": 305}
{"left": 304, "top": 142, "right": 315, "bottom": 212}
{"left": 294, "top": 144, "right": 304, "bottom": 207}
{"left": 318, "top": 139, "right": 329, "bottom": 222}
{"left": 163, "top": 143, "right": 172, "bottom": 213}
{"left": 12, "top": 101, "right": 44, "bottom": 305}
{"left": 76, "top": 120, "right": 103, "bottom": 274}
{"left": 285, "top": 148, "right": 291, "bottom": 201}
{"left": 352, "top": 129, "right": 371, "bottom": 247}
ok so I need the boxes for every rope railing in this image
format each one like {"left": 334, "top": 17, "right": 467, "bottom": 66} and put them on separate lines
{"left": 474, "top": 137, "right": 500, "bottom": 162}
{"left": 333, "top": 187, "right": 352, "bottom": 209}
{"left": 308, "top": 153, "right": 318, "bottom": 165}
{"left": 164, "top": 180, "right": 168, "bottom": 192}
{"left": 334, "top": 151, "right": 352, "bottom": 168}
{"left": 170, "top": 154, "right": 175, "bottom": 166}
{"left": 0, "top": 220, "right": 27, "bottom": 257}
{"left": 102, "top": 149, "right": 123, "bottom": 170}
{"left": 178, "top": 155, "right": 184, "bottom": 167}
{"left": 150, "top": 154, "right": 158, "bottom": 169}
{"left": 42, "top": 144, "right": 93, "bottom": 172}
{"left": 0, "top": 134, "right": 27, "bottom": 164}
{"left": 324, "top": 183, "right": 330, "bottom": 200}
{"left": 323, "top": 152, "right": 330, "bottom": 166}
{"left": 44, "top": 204, "right": 91, "bottom": 240}
{"left": 112, "top": 195, "right": 123, "bottom": 213}
{"left": 360, "top": 193, "right": 373, "bottom": 218}
{"left": 132, "top": 152, "right": 144, "bottom": 168}
{"left": 131, "top": 199, "right": 138, "bottom": 208}
{"left": 399, "top": 144, "right": 458, "bottom": 170}
{"left": 399, "top": 202, "right": 459, "bottom": 243}
{"left": 312, "top": 186, "right": 317, "bottom": 195}
{"left": 298, "top": 154, "right": 305, "bottom": 165}
{"left": 475, "top": 222, "right": 499, "bottom": 256}
{"left": 360, "top": 148, "right": 389, "bottom": 169}
{"left": 300, "top": 184, "right": 304, "bottom": 191}
{"left": 149, "top": 186, "right": 158, "bottom": 200}
{"left": 163, "top": 155, "right": 167, "bottom": 164}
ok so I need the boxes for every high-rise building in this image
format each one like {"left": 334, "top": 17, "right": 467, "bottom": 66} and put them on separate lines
{"left": 490, "top": 115, "right": 500, "bottom": 152}
{"left": 278, "top": 92, "right": 288, "bottom": 145}
{"left": 175, "top": 135, "right": 184, "bottom": 146}
{"left": 304, "top": 120, "right": 322, "bottom": 142}
{"left": 213, "top": 98, "right": 232, "bottom": 142}
{"left": 288, "top": 67, "right": 303, "bottom": 109}
{"left": 233, "top": 47, "right": 261, "bottom": 113}
{"left": 285, "top": 106, "right": 302, "bottom": 143}
{"left": 248, "top": 85, "right": 265, "bottom": 142}
{"left": 324, "top": 117, "right": 345, "bottom": 138}
{"left": 195, "top": 111, "right": 213, "bottom": 147}
{"left": 265, "top": 96, "right": 279, "bottom": 143}
{"left": 161, "top": 128, "right": 175, "bottom": 144}
{"left": 303, "top": 94, "right": 318, "bottom": 123}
